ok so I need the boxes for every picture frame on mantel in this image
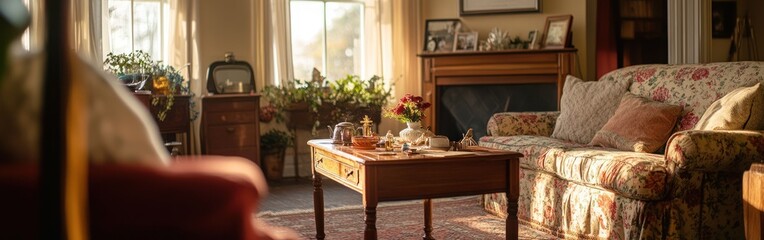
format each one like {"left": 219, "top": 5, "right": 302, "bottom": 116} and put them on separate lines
{"left": 423, "top": 19, "right": 462, "bottom": 53}
{"left": 540, "top": 15, "right": 573, "bottom": 49}
{"left": 460, "top": 0, "right": 540, "bottom": 16}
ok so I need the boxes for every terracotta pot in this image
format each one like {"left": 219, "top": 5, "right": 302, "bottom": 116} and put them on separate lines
{"left": 261, "top": 148, "right": 286, "bottom": 180}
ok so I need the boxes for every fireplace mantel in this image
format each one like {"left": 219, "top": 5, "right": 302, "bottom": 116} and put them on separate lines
{"left": 419, "top": 48, "right": 577, "bottom": 134}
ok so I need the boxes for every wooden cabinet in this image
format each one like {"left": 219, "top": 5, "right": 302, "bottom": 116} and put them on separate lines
{"left": 419, "top": 49, "right": 576, "bottom": 134}
{"left": 201, "top": 94, "right": 261, "bottom": 165}
{"left": 133, "top": 93, "right": 191, "bottom": 155}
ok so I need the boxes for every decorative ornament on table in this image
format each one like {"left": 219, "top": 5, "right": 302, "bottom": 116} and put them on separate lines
{"left": 383, "top": 94, "right": 432, "bottom": 144}
{"left": 460, "top": 128, "right": 478, "bottom": 147}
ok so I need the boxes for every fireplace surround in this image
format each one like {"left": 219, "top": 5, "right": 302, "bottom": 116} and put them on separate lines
{"left": 419, "top": 49, "right": 576, "bottom": 139}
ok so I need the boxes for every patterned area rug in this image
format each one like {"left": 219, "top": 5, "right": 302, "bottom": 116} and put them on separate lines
{"left": 257, "top": 197, "right": 554, "bottom": 240}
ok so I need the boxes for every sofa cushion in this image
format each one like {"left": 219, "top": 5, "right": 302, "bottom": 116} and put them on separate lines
{"left": 694, "top": 83, "right": 763, "bottom": 130}
{"left": 551, "top": 75, "right": 630, "bottom": 144}
{"left": 590, "top": 93, "right": 682, "bottom": 153}
{"left": 481, "top": 135, "right": 669, "bottom": 200}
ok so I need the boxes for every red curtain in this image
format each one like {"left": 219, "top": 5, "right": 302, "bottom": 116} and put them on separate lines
{"left": 596, "top": 0, "right": 618, "bottom": 80}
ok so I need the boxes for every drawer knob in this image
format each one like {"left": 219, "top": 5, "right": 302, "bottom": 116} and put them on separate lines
{"left": 344, "top": 169, "right": 354, "bottom": 178}
{"left": 226, "top": 127, "right": 235, "bottom": 132}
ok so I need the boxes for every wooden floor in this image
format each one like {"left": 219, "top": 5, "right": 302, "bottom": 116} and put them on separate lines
{"left": 259, "top": 177, "right": 362, "bottom": 214}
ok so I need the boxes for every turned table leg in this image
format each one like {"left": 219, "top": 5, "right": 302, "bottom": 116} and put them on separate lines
{"left": 423, "top": 199, "right": 434, "bottom": 240}
{"left": 313, "top": 174, "right": 325, "bottom": 240}
{"left": 363, "top": 200, "right": 378, "bottom": 240}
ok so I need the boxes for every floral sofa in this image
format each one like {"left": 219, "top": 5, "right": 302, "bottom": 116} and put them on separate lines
{"left": 479, "top": 62, "right": 764, "bottom": 239}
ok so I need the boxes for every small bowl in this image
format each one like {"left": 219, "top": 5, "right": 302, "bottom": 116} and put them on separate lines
{"left": 352, "top": 136, "right": 379, "bottom": 150}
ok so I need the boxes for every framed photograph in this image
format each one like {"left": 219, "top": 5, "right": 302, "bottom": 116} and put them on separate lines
{"left": 454, "top": 32, "right": 478, "bottom": 51}
{"left": 460, "top": 0, "right": 540, "bottom": 16}
{"left": 711, "top": 1, "right": 736, "bottom": 38}
{"left": 424, "top": 19, "right": 462, "bottom": 53}
{"left": 540, "top": 15, "right": 573, "bottom": 49}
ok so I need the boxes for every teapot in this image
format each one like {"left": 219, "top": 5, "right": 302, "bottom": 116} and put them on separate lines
{"left": 328, "top": 122, "right": 357, "bottom": 144}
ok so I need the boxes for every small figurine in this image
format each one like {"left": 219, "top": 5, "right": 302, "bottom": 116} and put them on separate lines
{"left": 384, "top": 130, "right": 395, "bottom": 151}
{"left": 460, "top": 128, "right": 478, "bottom": 147}
{"left": 311, "top": 67, "right": 324, "bottom": 86}
{"left": 360, "top": 115, "right": 374, "bottom": 137}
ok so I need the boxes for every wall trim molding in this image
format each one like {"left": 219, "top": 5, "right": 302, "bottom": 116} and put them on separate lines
{"left": 668, "top": 0, "right": 711, "bottom": 64}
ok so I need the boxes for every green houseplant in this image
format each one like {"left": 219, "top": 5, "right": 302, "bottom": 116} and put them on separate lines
{"left": 103, "top": 50, "right": 196, "bottom": 121}
{"left": 262, "top": 72, "right": 392, "bottom": 134}
{"left": 260, "top": 129, "right": 294, "bottom": 180}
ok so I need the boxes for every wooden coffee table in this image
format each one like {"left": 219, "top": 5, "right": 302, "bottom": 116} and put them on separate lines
{"left": 308, "top": 139, "right": 522, "bottom": 240}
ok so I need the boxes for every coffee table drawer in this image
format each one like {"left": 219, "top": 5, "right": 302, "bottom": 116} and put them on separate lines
{"left": 315, "top": 152, "right": 360, "bottom": 186}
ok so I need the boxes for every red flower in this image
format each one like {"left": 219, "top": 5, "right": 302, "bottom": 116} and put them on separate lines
{"left": 401, "top": 94, "right": 413, "bottom": 103}
{"left": 384, "top": 94, "right": 430, "bottom": 123}
{"left": 420, "top": 102, "right": 431, "bottom": 109}
{"left": 635, "top": 68, "right": 656, "bottom": 83}
{"left": 393, "top": 104, "right": 405, "bottom": 114}
{"left": 652, "top": 87, "right": 670, "bottom": 102}
{"left": 691, "top": 68, "right": 709, "bottom": 81}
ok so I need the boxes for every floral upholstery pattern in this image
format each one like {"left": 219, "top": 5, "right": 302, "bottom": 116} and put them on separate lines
{"left": 480, "top": 62, "right": 764, "bottom": 239}
{"left": 486, "top": 111, "right": 560, "bottom": 137}
{"left": 599, "top": 62, "right": 764, "bottom": 131}
{"left": 666, "top": 130, "right": 764, "bottom": 173}
{"left": 480, "top": 136, "right": 669, "bottom": 200}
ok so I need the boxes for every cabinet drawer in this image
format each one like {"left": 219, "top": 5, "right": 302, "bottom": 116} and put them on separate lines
{"left": 205, "top": 111, "right": 256, "bottom": 125}
{"left": 204, "top": 100, "right": 256, "bottom": 112}
{"left": 206, "top": 124, "right": 257, "bottom": 149}
{"left": 314, "top": 152, "right": 360, "bottom": 186}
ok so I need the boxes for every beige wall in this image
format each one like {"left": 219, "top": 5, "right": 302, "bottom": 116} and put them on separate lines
{"left": 709, "top": 0, "right": 762, "bottom": 62}
{"left": 422, "top": 0, "right": 596, "bottom": 80}
{"left": 196, "top": 0, "right": 256, "bottom": 85}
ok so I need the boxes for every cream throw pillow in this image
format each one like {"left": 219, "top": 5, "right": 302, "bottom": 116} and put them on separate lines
{"left": 551, "top": 75, "right": 630, "bottom": 144}
{"left": 694, "top": 83, "right": 764, "bottom": 130}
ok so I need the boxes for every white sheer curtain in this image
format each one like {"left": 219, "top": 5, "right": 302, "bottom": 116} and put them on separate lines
{"left": 271, "top": 0, "right": 292, "bottom": 86}
{"left": 167, "top": 0, "right": 199, "bottom": 153}
{"left": 70, "top": 0, "right": 103, "bottom": 64}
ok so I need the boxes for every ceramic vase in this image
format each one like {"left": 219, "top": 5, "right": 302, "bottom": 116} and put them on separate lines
{"left": 399, "top": 122, "right": 424, "bottom": 143}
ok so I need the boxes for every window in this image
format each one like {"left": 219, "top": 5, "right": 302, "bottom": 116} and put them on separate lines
{"left": 290, "top": 0, "right": 364, "bottom": 82}
{"left": 102, "top": 0, "right": 169, "bottom": 62}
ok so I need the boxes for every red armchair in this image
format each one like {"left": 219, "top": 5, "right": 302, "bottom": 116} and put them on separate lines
{"left": 0, "top": 156, "right": 298, "bottom": 239}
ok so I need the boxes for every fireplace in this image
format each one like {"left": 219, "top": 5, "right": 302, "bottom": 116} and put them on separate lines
{"left": 419, "top": 49, "right": 576, "bottom": 141}
{"left": 438, "top": 84, "right": 557, "bottom": 140}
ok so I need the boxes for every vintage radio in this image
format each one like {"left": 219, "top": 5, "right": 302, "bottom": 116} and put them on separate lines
{"left": 206, "top": 52, "right": 255, "bottom": 94}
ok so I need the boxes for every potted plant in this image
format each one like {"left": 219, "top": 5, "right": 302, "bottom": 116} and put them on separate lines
{"left": 103, "top": 50, "right": 197, "bottom": 121}
{"left": 260, "top": 129, "right": 294, "bottom": 180}
{"left": 262, "top": 70, "right": 392, "bottom": 134}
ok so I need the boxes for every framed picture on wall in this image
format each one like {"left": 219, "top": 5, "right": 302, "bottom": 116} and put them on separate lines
{"left": 454, "top": 32, "right": 478, "bottom": 51}
{"left": 711, "top": 1, "right": 736, "bottom": 38}
{"left": 540, "top": 15, "right": 573, "bottom": 49}
{"left": 424, "top": 19, "right": 462, "bottom": 53}
{"left": 460, "top": 0, "right": 540, "bottom": 16}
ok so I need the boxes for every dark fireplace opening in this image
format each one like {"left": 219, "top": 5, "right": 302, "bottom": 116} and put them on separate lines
{"left": 436, "top": 84, "right": 558, "bottom": 141}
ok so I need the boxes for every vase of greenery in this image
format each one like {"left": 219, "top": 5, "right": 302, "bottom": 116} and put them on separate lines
{"left": 260, "top": 129, "right": 294, "bottom": 180}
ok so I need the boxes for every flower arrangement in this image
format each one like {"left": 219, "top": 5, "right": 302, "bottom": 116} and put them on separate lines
{"left": 383, "top": 94, "right": 431, "bottom": 123}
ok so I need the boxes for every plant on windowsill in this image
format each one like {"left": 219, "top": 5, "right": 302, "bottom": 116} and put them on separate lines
{"left": 261, "top": 68, "right": 392, "bottom": 135}
{"left": 260, "top": 129, "right": 294, "bottom": 180}
{"left": 103, "top": 50, "right": 198, "bottom": 122}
